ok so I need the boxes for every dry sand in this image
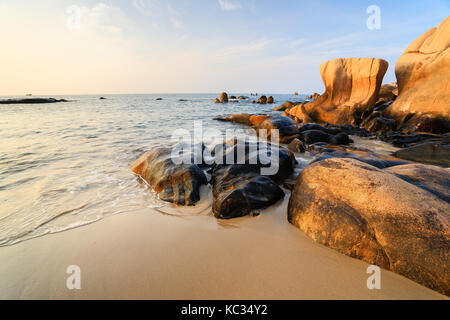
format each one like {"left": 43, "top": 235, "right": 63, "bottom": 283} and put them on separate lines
{"left": 0, "top": 193, "right": 446, "bottom": 300}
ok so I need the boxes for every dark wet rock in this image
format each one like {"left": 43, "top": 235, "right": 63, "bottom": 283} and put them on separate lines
{"left": 179, "top": 99, "right": 188, "bottom": 102}
{"left": 211, "top": 142, "right": 296, "bottom": 219}
{"left": 288, "top": 138, "right": 306, "bottom": 153}
{"left": 156, "top": 98, "right": 163, "bottom": 100}
{"left": 267, "top": 96, "right": 274, "bottom": 104}
{"left": 229, "top": 95, "right": 237, "bottom": 99}
{"left": 298, "top": 123, "right": 340, "bottom": 135}
{"left": 393, "top": 142, "right": 450, "bottom": 167}
{"left": 130, "top": 144, "right": 208, "bottom": 206}
{"left": 328, "top": 132, "right": 350, "bottom": 145}
{"left": 212, "top": 166, "right": 285, "bottom": 219}
{"left": 361, "top": 113, "right": 395, "bottom": 134}
{"left": 381, "top": 131, "right": 446, "bottom": 148}
{"left": 214, "top": 141, "right": 298, "bottom": 183}
{"left": 298, "top": 122, "right": 368, "bottom": 138}
{"left": 99, "top": 97, "right": 106, "bottom": 100}
{"left": 385, "top": 163, "right": 450, "bottom": 203}
{"left": 214, "top": 98, "right": 220, "bottom": 103}
{"left": 310, "top": 145, "right": 410, "bottom": 169}
{"left": 257, "top": 115, "right": 300, "bottom": 144}
{"left": 298, "top": 125, "right": 352, "bottom": 145}
{"left": 0, "top": 98, "right": 69, "bottom": 104}
{"left": 288, "top": 157, "right": 450, "bottom": 295}
{"left": 237, "top": 96, "right": 248, "bottom": 100}
{"left": 300, "top": 129, "right": 330, "bottom": 144}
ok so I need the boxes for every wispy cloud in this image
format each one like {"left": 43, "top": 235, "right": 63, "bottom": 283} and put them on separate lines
{"left": 170, "top": 18, "right": 184, "bottom": 29}
{"left": 217, "top": 39, "right": 272, "bottom": 58}
{"left": 288, "top": 38, "right": 308, "bottom": 48}
{"left": 218, "top": 0, "right": 242, "bottom": 11}
{"left": 132, "top": 0, "right": 160, "bottom": 16}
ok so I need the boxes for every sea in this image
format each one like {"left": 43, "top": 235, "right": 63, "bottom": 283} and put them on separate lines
{"left": 0, "top": 93, "right": 399, "bottom": 246}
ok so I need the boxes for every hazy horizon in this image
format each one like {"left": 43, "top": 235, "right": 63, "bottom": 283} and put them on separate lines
{"left": 1, "top": 0, "right": 449, "bottom": 96}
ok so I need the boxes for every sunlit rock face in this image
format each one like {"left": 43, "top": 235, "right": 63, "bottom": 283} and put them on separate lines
{"left": 386, "top": 17, "right": 450, "bottom": 133}
{"left": 288, "top": 57, "right": 388, "bottom": 126}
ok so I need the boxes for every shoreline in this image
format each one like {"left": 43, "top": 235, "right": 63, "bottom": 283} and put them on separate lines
{"left": 0, "top": 196, "right": 445, "bottom": 300}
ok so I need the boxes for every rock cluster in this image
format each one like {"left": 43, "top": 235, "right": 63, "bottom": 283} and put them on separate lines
{"left": 131, "top": 140, "right": 297, "bottom": 219}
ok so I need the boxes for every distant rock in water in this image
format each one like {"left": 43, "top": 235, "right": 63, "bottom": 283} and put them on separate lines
{"left": 179, "top": 99, "right": 188, "bottom": 102}
{"left": 219, "top": 92, "right": 228, "bottom": 103}
{"left": 0, "top": 98, "right": 69, "bottom": 104}
{"left": 156, "top": 98, "right": 163, "bottom": 100}
{"left": 99, "top": 97, "right": 106, "bottom": 100}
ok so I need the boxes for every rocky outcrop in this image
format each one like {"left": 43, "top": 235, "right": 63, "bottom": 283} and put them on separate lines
{"left": 288, "top": 158, "right": 450, "bottom": 295}
{"left": 257, "top": 95, "right": 267, "bottom": 104}
{"left": 257, "top": 115, "right": 300, "bottom": 144}
{"left": 0, "top": 98, "right": 69, "bottom": 104}
{"left": 306, "top": 93, "right": 320, "bottom": 100}
{"left": 220, "top": 92, "right": 229, "bottom": 103}
{"left": 287, "top": 58, "right": 388, "bottom": 125}
{"left": 130, "top": 144, "right": 208, "bottom": 206}
{"left": 385, "top": 17, "right": 450, "bottom": 133}
{"left": 267, "top": 96, "right": 274, "bottom": 104}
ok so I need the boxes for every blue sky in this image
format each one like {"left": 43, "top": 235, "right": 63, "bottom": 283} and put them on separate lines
{"left": 0, "top": 0, "right": 449, "bottom": 94}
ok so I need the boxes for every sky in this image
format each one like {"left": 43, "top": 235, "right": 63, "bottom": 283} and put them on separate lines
{"left": 0, "top": 0, "right": 449, "bottom": 95}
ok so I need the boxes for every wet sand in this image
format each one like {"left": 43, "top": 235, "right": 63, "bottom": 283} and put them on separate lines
{"left": 0, "top": 193, "right": 446, "bottom": 299}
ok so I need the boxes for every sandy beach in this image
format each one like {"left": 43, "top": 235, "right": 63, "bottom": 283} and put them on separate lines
{"left": 0, "top": 192, "right": 445, "bottom": 300}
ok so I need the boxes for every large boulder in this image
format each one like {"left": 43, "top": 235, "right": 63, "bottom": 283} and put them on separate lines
{"left": 211, "top": 142, "right": 296, "bottom": 219}
{"left": 385, "top": 17, "right": 450, "bottom": 133}
{"left": 288, "top": 158, "right": 450, "bottom": 295}
{"left": 288, "top": 58, "right": 388, "bottom": 125}
{"left": 130, "top": 145, "right": 208, "bottom": 206}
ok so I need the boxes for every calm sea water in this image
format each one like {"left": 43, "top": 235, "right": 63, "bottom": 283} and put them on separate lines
{"left": 0, "top": 93, "right": 309, "bottom": 246}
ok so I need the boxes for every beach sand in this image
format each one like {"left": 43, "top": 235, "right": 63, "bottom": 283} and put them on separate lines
{"left": 0, "top": 192, "right": 446, "bottom": 300}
